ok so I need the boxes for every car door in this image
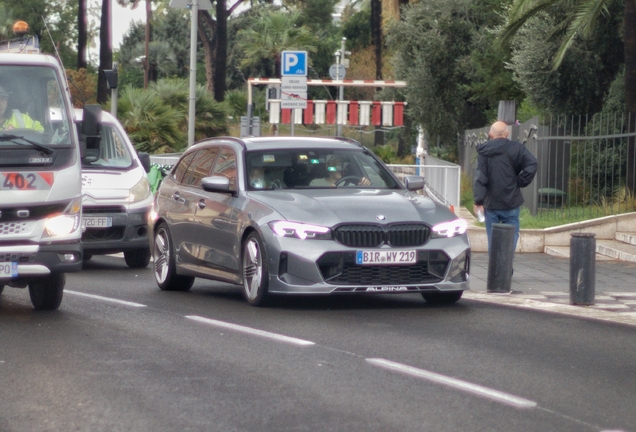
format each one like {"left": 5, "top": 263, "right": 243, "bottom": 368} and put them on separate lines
{"left": 193, "top": 147, "right": 242, "bottom": 278}
{"left": 167, "top": 148, "right": 218, "bottom": 267}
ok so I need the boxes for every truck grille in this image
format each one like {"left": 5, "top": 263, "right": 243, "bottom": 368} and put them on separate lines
{"left": 333, "top": 223, "right": 430, "bottom": 247}
{"left": 0, "top": 221, "right": 35, "bottom": 236}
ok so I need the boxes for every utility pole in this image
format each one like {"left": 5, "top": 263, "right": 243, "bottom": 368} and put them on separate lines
{"left": 144, "top": 0, "right": 151, "bottom": 89}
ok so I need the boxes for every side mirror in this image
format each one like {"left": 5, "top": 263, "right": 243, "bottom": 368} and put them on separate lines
{"left": 80, "top": 105, "right": 102, "bottom": 163}
{"left": 404, "top": 175, "right": 425, "bottom": 191}
{"left": 138, "top": 152, "right": 151, "bottom": 173}
{"left": 201, "top": 176, "right": 234, "bottom": 194}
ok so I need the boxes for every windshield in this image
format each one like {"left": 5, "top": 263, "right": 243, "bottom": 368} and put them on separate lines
{"left": 0, "top": 65, "right": 72, "bottom": 147}
{"left": 82, "top": 123, "right": 133, "bottom": 169}
{"left": 245, "top": 148, "right": 400, "bottom": 190}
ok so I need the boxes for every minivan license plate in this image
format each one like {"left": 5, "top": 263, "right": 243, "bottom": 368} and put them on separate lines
{"left": 0, "top": 262, "right": 18, "bottom": 278}
{"left": 356, "top": 250, "right": 416, "bottom": 265}
{"left": 82, "top": 217, "right": 112, "bottom": 228}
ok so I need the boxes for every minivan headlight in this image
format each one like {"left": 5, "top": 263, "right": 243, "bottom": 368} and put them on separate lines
{"left": 431, "top": 218, "right": 467, "bottom": 238}
{"left": 130, "top": 176, "right": 151, "bottom": 203}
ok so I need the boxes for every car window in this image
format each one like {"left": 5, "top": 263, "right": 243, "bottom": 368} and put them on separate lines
{"left": 172, "top": 151, "right": 197, "bottom": 183}
{"left": 182, "top": 147, "right": 220, "bottom": 187}
{"left": 212, "top": 148, "right": 237, "bottom": 191}
{"left": 245, "top": 148, "right": 400, "bottom": 190}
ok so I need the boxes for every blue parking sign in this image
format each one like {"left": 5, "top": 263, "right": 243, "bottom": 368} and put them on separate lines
{"left": 281, "top": 51, "right": 307, "bottom": 77}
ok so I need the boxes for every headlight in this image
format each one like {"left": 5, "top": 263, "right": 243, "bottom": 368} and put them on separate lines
{"left": 431, "top": 218, "right": 467, "bottom": 238}
{"left": 129, "top": 176, "right": 151, "bottom": 203}
{"left": 45, "top": 198, "right": 82, "bottom": 238}
{"left": 269, "top": 221, "right": 331, "bottom": 240}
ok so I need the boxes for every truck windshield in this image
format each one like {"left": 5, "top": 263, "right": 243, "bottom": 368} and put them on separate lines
{"left": 0, "top": 65, "right": 73, "bottom": 147}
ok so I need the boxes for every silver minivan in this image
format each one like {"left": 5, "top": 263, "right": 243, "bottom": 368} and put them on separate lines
{"left": 78, "top": 109, "right": 153, "bottom": 268}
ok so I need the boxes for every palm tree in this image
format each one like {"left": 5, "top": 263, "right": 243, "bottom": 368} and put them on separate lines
{"left": 498, "top": 0, "right": 635, "bottom": 115}
{"left": 97, "top": 0, "right": 112, "bottom": 104}
{"left": 236, "top": 10, "right": 318, "bottom": 77}
{"left": 498, "top": 0, "right": 636, "bottom": 193}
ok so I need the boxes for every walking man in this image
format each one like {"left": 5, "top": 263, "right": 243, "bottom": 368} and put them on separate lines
{"left": 473, "top": 121, "right": 538, "bottom": 251}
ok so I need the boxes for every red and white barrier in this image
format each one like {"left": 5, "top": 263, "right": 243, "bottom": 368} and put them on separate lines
{"left": 268, "top": 100, "right": 406, "bottom": 126}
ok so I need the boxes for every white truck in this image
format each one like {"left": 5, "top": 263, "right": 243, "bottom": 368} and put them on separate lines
{"left": 0, "top": 23, "right": 99, "bottom": 309}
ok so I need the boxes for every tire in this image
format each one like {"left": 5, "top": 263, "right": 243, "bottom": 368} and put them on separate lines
{"left": 82, "top": 253, "right": 93, "bottom": 261}
{"left": 0, "top": 285, "right": 4, "bottom": 295}
{"left": 124, "top": 247, "right": 151, "bottom": 268}
{"left": 242, "top": 232, "right": 270, "bottom": 306}
{"left": 29, "top": 273, "right": 65, "bottom": 310}
{"left": 422, "top": 291, "right": 463, "bottom": 305}
{"left": 153, "top": 222, "right": 194, "bottom": 291}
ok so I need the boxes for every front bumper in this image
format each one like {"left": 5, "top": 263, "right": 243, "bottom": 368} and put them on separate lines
{"left": 82, "top": 207, "right": 150, "bottom": 255}
{"left": 0, "top": 242, "right": 83, "bottom": 283}
{"left": 261, "top": 229, "right": 470, "bottom": 295}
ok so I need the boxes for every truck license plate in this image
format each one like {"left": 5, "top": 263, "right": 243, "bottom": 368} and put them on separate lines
{"left": 0, "top": 262, "right": 18, "bottom": 278}
{"left": 82, "top": 216, "right": 112, "bottom": 228}
{"left": 356, "top": 250, "right": 417, "bottom": 265}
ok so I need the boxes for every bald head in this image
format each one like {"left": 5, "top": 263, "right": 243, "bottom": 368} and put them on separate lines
{"left": 489, "top": 121, "right": 509, "bottom": 139}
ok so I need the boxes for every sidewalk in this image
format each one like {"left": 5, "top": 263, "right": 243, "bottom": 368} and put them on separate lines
{"left": 469, "top": 252, "right": 636, "bottom": 315}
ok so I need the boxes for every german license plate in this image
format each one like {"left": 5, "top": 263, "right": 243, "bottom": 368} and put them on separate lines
{"left": 0, "top": 262, "right": 18, "bottom": 278}
{"left": 356, "top": 250, "right": 417, "bottom": 265}
{"left": 82, "top": 216, "right": 112, "bottom": 228}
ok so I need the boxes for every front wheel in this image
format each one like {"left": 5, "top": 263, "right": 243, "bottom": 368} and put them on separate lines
{"left": 29, "top": 274, "right": 65, "bottom": 310}
{"left": 242, "top": 232, "right": 270, "bottom": 306}
{"left": 153, "top": 222, "right": 194, "bottom": 291}
{"left": 124, "top": 247, "right": 151, "bottom": 268}
{"left": 422, "top": 291, "right": 463, "bottom": 305}
{"left": 0, "top": 285, "right": 4, "bottom": 295}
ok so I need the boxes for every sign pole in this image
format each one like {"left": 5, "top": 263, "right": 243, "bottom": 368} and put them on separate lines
{"left": 187, "top": 0, "right": 198, "bottom": 147}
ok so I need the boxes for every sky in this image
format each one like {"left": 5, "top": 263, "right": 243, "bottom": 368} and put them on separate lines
{"left": 111, "top": 1, "right": 147, "bottom": 49}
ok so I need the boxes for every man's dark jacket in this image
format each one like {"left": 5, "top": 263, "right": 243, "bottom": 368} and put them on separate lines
{"left": 473, "top": 138, "right": 538, "bottom": 210}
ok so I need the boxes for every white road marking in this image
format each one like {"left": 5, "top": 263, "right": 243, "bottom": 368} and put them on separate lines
{"left": 367, "top": 358, "right": 537, "bottom": 409}
{"left": 65, "top": 290, "right": 147, "bottom": 308}
{"left": 185, "top": 316, "right": 315, "bottom": 346}
{"left": 464, "top": 292, "right": 636, "bottom": 327}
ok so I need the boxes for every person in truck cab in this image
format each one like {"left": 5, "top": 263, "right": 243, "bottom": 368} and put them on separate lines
{"left": 0, "top": 85, "right": 44, "bottom": 132}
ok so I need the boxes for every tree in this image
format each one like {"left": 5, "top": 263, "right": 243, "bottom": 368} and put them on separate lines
{"left": 235, "top": 10, "right": 318, "bottom": 77}
{"left": 97, "top": 0, "right": 112, "bottom": 104}
{"left": 498, "top": 0, "right": 635, "bottom": 115}
{"left": 78, "top": 0, "right": 87, "bottom": 69}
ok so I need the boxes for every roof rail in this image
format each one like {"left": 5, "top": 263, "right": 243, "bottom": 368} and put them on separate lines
{"left": 330, "top": 136, "right": 363, "bottom": 147}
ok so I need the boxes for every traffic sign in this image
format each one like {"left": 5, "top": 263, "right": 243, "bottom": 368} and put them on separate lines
{"left": 281, "top": 51, "right": 308, "bottom": 76}
{"left": 329, "top": 64, "right": 346, "bottom": 80}
{"left": 281, "top": 76, "right": 307, "bottom": 109}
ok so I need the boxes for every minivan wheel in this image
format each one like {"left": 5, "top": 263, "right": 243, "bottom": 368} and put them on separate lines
{"left": 242, "top": 232, "right": 269, "bottom": 306}
{"left": 29, "top": 274, "right": 65, "bottom": 310}
{"left": 124, "top": 247, "right": 151, "bottom": 268}
{"left": 422, "top": 291, "right": 463, "bottom": 305}
{"left": 153, "top": 223, "right": 194, "bottom": 291}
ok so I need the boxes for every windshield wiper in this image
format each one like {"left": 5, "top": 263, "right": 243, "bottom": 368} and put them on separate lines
{"left": 0, "top": 134, "right": 54, "bottom": 155}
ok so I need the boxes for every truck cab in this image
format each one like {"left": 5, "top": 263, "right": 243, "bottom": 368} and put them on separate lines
{"left": 0, "top": 24, "right": 94, "bottom": 309}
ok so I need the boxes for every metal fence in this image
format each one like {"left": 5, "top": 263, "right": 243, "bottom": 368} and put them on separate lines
{"left": 388, "top": 156, "right": 461, "bottom": 210}
{"left": 460, "top": 113, "right": 636, "bottom": 218}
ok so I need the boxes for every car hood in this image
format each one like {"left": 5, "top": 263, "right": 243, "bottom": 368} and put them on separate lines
{"left": 82, "top": 168, "right": 143, "bottom": 200}
{"left": 248, "top": 189, "right": 452, "bottom": 226}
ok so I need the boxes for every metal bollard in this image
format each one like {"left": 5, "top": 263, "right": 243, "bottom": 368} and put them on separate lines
{"left": 570, "top": 233, "right": 596, "bottom": 305}
{"left": 487, "top": 223, "right": 515, "bottom": 293}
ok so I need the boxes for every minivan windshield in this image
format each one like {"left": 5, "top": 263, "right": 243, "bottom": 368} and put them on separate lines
{"left": 82, "top": 123, "right": 133, "bottom": 169}
{"left": 245, "top": 148, "right": 400, "bottom": 190}
{"left": 0, "top": 65, "right": 72, "bottom": 147}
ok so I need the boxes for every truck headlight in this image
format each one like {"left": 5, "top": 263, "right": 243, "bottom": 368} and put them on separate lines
{"left": 129, "top": 176, "right": 151, "bottom": 203}
{"left": 45, "top": 198, "right": 81, "bottom": 238}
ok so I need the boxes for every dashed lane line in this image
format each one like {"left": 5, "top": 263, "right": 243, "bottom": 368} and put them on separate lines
{"left": 185, "top": 315, "right": 316, "bottom": 346}
{"left": 367, "top": 358, "right": 537, "bottom": 409}
{"left": 65, "top": 290, "right": 147, "bottom": 308}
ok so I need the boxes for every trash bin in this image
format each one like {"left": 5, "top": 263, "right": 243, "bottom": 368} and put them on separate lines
{"left": 538, "top": 188, "right": 566, "bottom": 208}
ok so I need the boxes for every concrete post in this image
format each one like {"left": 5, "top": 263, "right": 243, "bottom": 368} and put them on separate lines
{"left": 487, "top": 223, "right": 515, "bottom": 293}
{"left": 570, "top": 233, "right": 596, "bottom": 305}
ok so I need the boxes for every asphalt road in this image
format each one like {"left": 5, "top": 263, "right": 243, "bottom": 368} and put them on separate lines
{"left": 1, "top": 255, "right": 635, "bottom": 432}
